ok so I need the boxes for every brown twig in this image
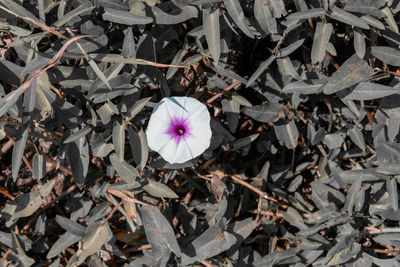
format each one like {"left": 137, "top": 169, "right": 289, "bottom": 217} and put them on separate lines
{"left": 107, "top": 189, "right": 153, "bottom": 206}
{"left": 248, "top": 209, "right": 283, "bottom": 218}
{"left": 44, "top": 155, "right": 73, "bottom": 176}
{"left": 228, "top": 175, "right": 278, "bottom": 202}
{"left": 22, "top": 155, "right": 32, "bottom": 173}
{"left": 0, "top": 138, "right": 14, "bottom": 160}
{"left": 103, "top": 201, "right": 123, "bottom": 225}
{"left": 0, "top": 187, "right": 15, "bottom": 200}
{"left": 6, "top": 35, "right": 90, "bottom": 104}
{"left": 136, "top": 58, "right": 190, "bottom": 69}
{"left": 206, "top": 81, "right": 241, "bottom": 104}
{"left": 0, "top": 3, "right": 68, "bottom": 40}
{"left": 200, "top": 260, "right": 216, "bottom": 267}
{"left": 122, "top": 244, "right": 152, "bottom": 253}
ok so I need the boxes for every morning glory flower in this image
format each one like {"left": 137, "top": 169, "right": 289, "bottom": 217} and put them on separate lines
{"left": 146, "top": 96, "right": 212, "bottom": 164}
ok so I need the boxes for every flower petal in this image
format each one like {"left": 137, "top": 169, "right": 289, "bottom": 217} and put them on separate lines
{"left": 184, "top": 128, "right": 211, "bottom": 157}
{"left": 173, "top": 139, "right": 194, "bottom": 163}
{"left": 163, "top": 97, "right": 187, "bottom": 120}
{"left": 157, "top": 138, "right": 177, "bottom": 164}
{"left": 146, "top": 115, "right": 171, "bottom": 151}
{"left": 151, "top": 100, "right": 173, "bottom": 122}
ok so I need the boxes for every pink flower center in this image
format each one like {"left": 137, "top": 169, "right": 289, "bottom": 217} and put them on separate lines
{"left": 166, "top": 117, "right": 191, "bottom": 144}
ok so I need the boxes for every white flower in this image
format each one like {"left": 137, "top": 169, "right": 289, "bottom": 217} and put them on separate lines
{"left": 146, "top": 96, "right": 212, "bottom": 164}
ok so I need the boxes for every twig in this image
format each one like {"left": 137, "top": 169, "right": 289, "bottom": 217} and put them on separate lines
{"left": 122, "top": 244, "right": 152, "bottom": 253}
{"left": 0, "top": 138, "right": 14, "bottom": 160}
{"left": 0, "top": 187, "right": 15, "bottom": 200}
{"left": 136, "top": 58, "right": 190, "bottom": 69}
{"left": 200, "top": 260, "right": 216, "bottom": 267}
{"left": 7, "top": 35, "right": 89, "bottom": 103}
{"left": 206, "top": 81, "right": 241, "bottom": 104}
{"left": 366, "top": 227, "right": 400, "bottom": 234}
{"left": 107, "top": 189, "right": 153, "bottom": 206}
{"left": 228, "top": 175, "right": 278, "bottom": 202}
{"left": 248, "top": 209, "right": 283, "bottom": 218}
{"left": 22, "top": 155, "right": 33, "bottom": 173}
{"left": 103, "top": 201, "right": 123, "bottom": 225}
{"left": 44, "top": 155, "right": 72, "bottom": 176}
{"left": 0, "top": 3, "right": 68, "bottom": 39}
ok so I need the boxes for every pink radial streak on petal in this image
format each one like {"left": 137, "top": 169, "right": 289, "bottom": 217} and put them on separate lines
{"left": 165, "top": 117, "right": 192, "bottom": 145}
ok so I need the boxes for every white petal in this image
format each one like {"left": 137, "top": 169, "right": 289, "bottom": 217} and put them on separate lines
{"left": 173, "top": 139, "right": 194, "bottom": 164}
{"left": 146, "top": 115, "right": 170, "bottom": 152}
{"left": 163, "top": 97, "right": 187, "bottom": 119}
{"left": 179, "top": 97, "right": 204, "bottom": 117}
{"left": 151, "top": 99, "right": 173, "bottom": 122}
{"left": 187, "top": 105, "right": 211, "bottom": 125}
{"left": 157, "top": 139, "right": 177, "bottom": 164}
{"left": 184, "top": 129, "right": 211, "bottom": 157}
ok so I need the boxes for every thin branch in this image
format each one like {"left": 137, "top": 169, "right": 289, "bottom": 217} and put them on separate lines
{"left": 207, "top": 81, "right": 241, "bottom": 104}
{"left": 0, "top": 3, "right": 68, "bottom": 39}
{"left": 228, "top": 175, "right": 278, "bottom": 202}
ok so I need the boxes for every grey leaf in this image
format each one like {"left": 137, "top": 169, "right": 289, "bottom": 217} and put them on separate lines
{"left": 278, "top": 39, "right": 305, "bottom": 58}
{"left": 243, "top": 102, "right": 281, "bottom": 123}
{"left": 344, "top": 1, "right": 384, "bottom": 18}
{"left": 254, "top": 0, "right": 277, "bottom": 34}
{"left": 343, "top": 179, "right": 362, "bottom": 214}
{"left": 128, "top": 126, "right": 148, "bottom": 171}
{"left": 221, "top": 99, "right": 240, "bottom": 133}
{"left": 274, "top": 120, "right": 299, "bottom": 149}
{"left": 181, "top": 221, "right": 237, "bottom": 265}
{"left": 323, "top": 53, "right": 373, "bottom": 94}
{"left": 139, "top": 205, "right": 181, "bottom": 257}
{"left": 143, "top": 179, "right": 178, "bottom": 198}
{"left": 328, "top": 6, "right": 369, "bottom": 29}
{"left": 166, "top": 49, "right": 186, "bottom": 80}
{"left": 387, "top": 177, "right": 399, "bottom": 212}
{"left": 287, "top": 8, "right": 324, "bottom": 20}
{"left": 343, "top": 82, "right": 400, "bottom": 101}
{"left": 247, "top": 55, "right": 276, "bottom": 87}
{"left": 66, "top": 222, "right": 110, "bottom": 267}
{"left": 223, "top": 0, "right": 254, "bottom": 38}
{"left": 283, "top": 79, "right": 326, "bottom": 94}
{"left": 32, "top": 153, "right": 46, "bottom": 179}
{"left": 53, "top": 2, "right": 94, "bottom": 27}
{"left": 112, "top": 121, "right": 125, "bottom": 160}
{"left": 347, "top": 126, "right": 365, "bottom": 151}
{"left": 311, "top": 22, "right": 333, "bottom": 64}
{"left": 55, "top": 216, "right": 86, "bottom": 237}
{"left": 5, "top": 179, "right": 55, "bottom": 227}
{"left": 122, "top": 27, "right": 136, "bottom": 58}
{"left": 371, "top": 46, "right": 400, "bottom": 66}
{"left": 203, "top": 8, "right": 220, "bottom": 63}
{"left": 381, "top": 7, "right": 398, "bottom": 33}
{"left": 126, "top": 97, "right": 152, "bottom": 121}
{"left": 152, "top": 5, "right": 198, "bottom": 25}
{"left": 12, "top": 127, "right": 28, "bottom": 181}
{"left": 47, "top": 232, "right": 81, "bottom": 259}
{"left": 102, "top": 8, "right": 153, "bottom": 25}
{"left": 109, "top": 153, "right": 140, "bottom": 186}
{"left": 66, "top": 136, "right": 89, "bottom": 186}
{"left": 353, "top": 27, "right": 366, "bottom": 58}
{"left": 64, "top": 126, "right": 91, "bottom": 144}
